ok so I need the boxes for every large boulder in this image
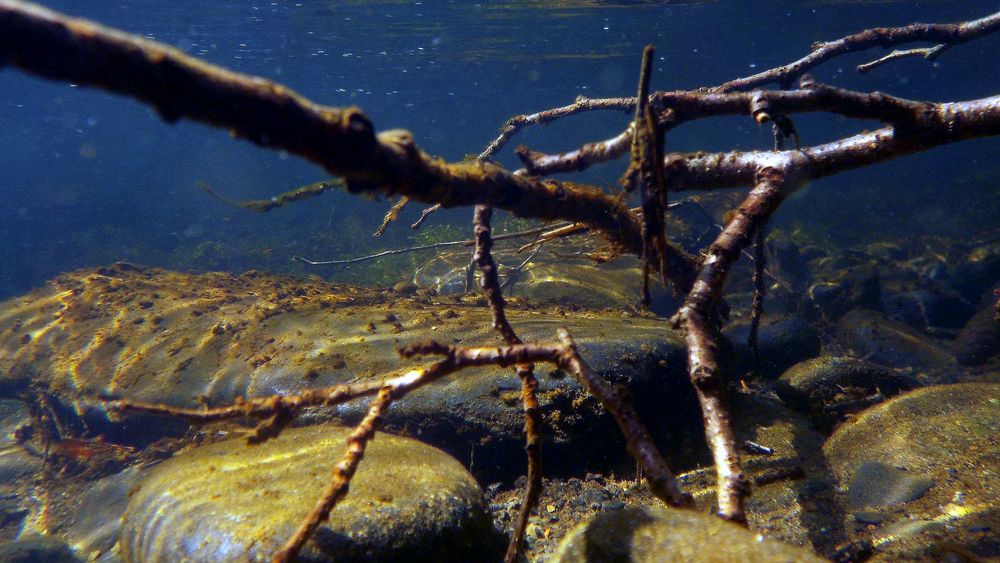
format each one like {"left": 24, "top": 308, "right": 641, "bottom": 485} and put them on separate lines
{"left": 550, "top": 504, "right": 825, "bottom": 562}
{"left": 822, "top": 383, "right": 1000, "bottom": 560}
{"left": 773, "top": 357, "right": 918, "bottom": 427}
{"left": 0, "top": 265, "right": 692, "bottom": 481}
{"left": 835, "top": 309, "right": 955, "bottom": 373}
{"left": 119, "top": 423, "right": 500, "bottom": 562}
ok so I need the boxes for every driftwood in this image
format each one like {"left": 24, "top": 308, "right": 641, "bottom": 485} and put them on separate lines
{"left": 2, "top": 1, "right": 1000, "bottom": 560}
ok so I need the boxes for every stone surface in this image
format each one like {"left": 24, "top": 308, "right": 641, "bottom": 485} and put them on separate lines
{"left": 0, "top": 400, "right": 39, "bottom": 541}
{"left": 412, "top": 250, "right": 678, "bottom": 315}
{"left": 54, "top": 465, "right": 148, "bottom": 561}
{"left": 835, "top": 309, "right": 955, "bottom": 372}
{"left": 955, "top": 304, "right": 1000, "bottom": 366}
{"left": 883, "top": 289, "right": 974, "bottom": 332}
{"left": 773, "top": 357, "right": 917, "bottom": 426}
{"left": 846, "top": 461, "right": 934, "bottom": 510}
{"left": 723, "top": 314, "right": 821, "bottom": 379}
{"left": 0, "top": 266, "right": 692, "bottom": 482}
{"left": 0, "top": 400, "right": 39, "bottom": 485}
{"left": 120, "top": 422, "right": 500, "bottom": 562}
{"left": 950, "top": 242, "right": 1000, "bottom": 305}
{"left": 807, "top": 264, "right": 880, "bottom": 321}
{"left": 550, "top": 504, "right": 825, "bottom": 562}
{"left": 0, "top": 535, "right": 81, "bottom": 563}
{"left": 823, "top": 383, "right": 1000, "bottom": 560}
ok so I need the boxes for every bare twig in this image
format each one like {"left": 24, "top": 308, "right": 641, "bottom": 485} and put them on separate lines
{"left": 675, "top": 169, "right": 797, "bottom": 522}
{"left": 748, "top": 228, "right": 767, "bottom": 376}
{"left": 500, "top": 244, "right": 543, "bottom": 291}
{"left": 274, "top": 387, "right": 394, "bottom": 563}
{"left": 514, "top": 125, "right": 632, "bottom": 177}
{"left": 714, "top": 11, "right": 1000, "bottom": 91}
{"left": 292, "top": 239, "right": 469, "bottom": 267}
{"left": 857, "top": 44, "right": 951, "bottom": 74}
{"left": 293, "top": 219, "right": 581, "bottom": 267}
{"left": 5, "top": 1, "right": 1000, "bottom": 556}
{"left": 373, "top": 197, "right": 409, "bottom": 237}
{"left": 472, "top": 205, "right": 542, "bottom": 563}
{"left": 479, "top": 96, "right": 633, "bottom": 161}
{"left": 114, "top": 333, "right": 690, "bottom": 559}
{"left": 199, "top": 179, "right": 342, "bottom": 213}
{"left": 484, "top": 10, "right": 1000, "bottom": 159}
{"left": 411, "top": 203, "right": 441, "bottom": 230}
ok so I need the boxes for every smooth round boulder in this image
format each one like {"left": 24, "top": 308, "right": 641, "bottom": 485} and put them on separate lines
{"left": 120, "top": 423, "right": 500, "bottom": 562}
{"left": 955, "top": 305, "right": 1000, "bottom": 366}
{"left": 823, "top": 383, "right": 1000, "bottom": 560}
{"left": 835, "top": 309, "right": 955, "bottom": 372}
{"left": 550, "top": 504, "right": 825, "bottom": 562}
{"left": 723, "top": 314, "right": 821, "bottom": 378}
{"left": 0, "top": 265, "right": 692, "bottom": 482}
{"left": 773, "top": 357, "right": 917, "bottom": 427}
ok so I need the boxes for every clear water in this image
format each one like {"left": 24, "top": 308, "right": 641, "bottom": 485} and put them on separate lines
{"left": 1, "top": 1, "right": 998, "bottom": 297}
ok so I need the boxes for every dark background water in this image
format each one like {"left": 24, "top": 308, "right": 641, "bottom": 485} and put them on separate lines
{"left": 1, "top": 1, "right": 998, "bottom": 299}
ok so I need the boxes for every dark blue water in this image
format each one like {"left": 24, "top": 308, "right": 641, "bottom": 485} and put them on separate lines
{"left": 1, "top": 1, "right": 998, "bottom": 298}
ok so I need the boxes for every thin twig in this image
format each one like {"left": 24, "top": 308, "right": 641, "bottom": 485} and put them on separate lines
{"left": 748, "top": 227, "right": 767, "bottom": 376}
{"left": 293, "top": 220, "right": 577, "bottom": 267}
{"left": 472, "top": 205, "right": 543, "bottom": 563}
{"left": 292, "top": 240, "right": 468, "bottom": 267}
{"left": 199, "top": 179, "right": 342, "bottom": 213}
{"left": 373, "top": 197, "right": 409, "bottom": 237}
{"left": 714, "top": 11, "right": 1000, "bottom": 91}
{"left": 411, "top": 203, "right": 441, "bottom": 230}
{"left": 857, "top": 44, "right": 951, "bottom": 73}
{"left": 500, "top": 244, "right": 542, "bottom": 291}
{"left": 274, "top": 387, "right": 395, "bottom": 563}
{"left": 484, "top": 10, "right": 1000, "bottom": 159}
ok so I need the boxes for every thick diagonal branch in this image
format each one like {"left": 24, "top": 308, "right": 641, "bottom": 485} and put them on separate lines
{"left": 0, "top": 1, "right": 658, "bottom": 265}
{"left": 515, "top": 83, "right": 1000, "bottom": 178}
{"left": 663, "top": 94, "right": 1000, "bottom": 192}
{"left": 676, "top": 169, "right": 797, "bottom": 522}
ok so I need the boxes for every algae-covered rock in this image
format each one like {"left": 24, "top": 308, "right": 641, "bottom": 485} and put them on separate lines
{"left": 413, "top": 250, "right": 679, "bottom": 315}
{"left": 955, "top": 304, "right": 1000, "bottom": 366}
{"left": 120, "top": 423, "right": 500, "bottom": 562}
{"left": 773, "top": 357, "right": 917, "bottom": 426}
{"left": 823, "top": 383, "right": 1000, "bottom": 560}
{"left": 550, "top": 504, "right": 825, "bottom": 562}
{"left": 835, "top": 309, "right": 955, "bottom": 372}
{"left": 0, "top": 265, "right": 691, "bottom": 481}
{"left": 808, "top": 264, "right": 880, "bottom": 320}
{"left": 723, "top": 314, "right": 821, "bottom": 378}
{"left": 0, "top": 535, "right": 81, "bottom": 563}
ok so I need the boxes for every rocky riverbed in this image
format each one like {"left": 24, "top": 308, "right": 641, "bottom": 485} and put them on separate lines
{"left": 0, "top": 248, "right": 996, "bottom": 561}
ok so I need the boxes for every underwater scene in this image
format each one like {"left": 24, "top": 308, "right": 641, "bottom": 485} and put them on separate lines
{"left": 0, "top": 1, "right": 998, "bottom": 561}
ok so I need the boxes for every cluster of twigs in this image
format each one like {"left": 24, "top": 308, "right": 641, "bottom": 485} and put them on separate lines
{"left": 2, "top": 1, "right": 1000, "bottom": 561}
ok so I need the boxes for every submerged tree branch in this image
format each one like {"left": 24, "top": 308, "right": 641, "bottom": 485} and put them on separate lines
{"left": 472, "top": 205, "right": 543, "bottom": 563}
{"left": 4, "top": 2, "right": 1000, "bottom": 559}
{"left": 675, "top": 169, "right": 798, "bottom": 522}
{"left": 0, "top": 1, "right": 652, "bottom": 262}
{"left": 482, "top": 9, "right": 1000, "bottom": 156}
{"left": 114, "top": 331, "right": 691, "bottom": 560}
{"left": 715, "top": 10, "right": 1000, "bottom": 91}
